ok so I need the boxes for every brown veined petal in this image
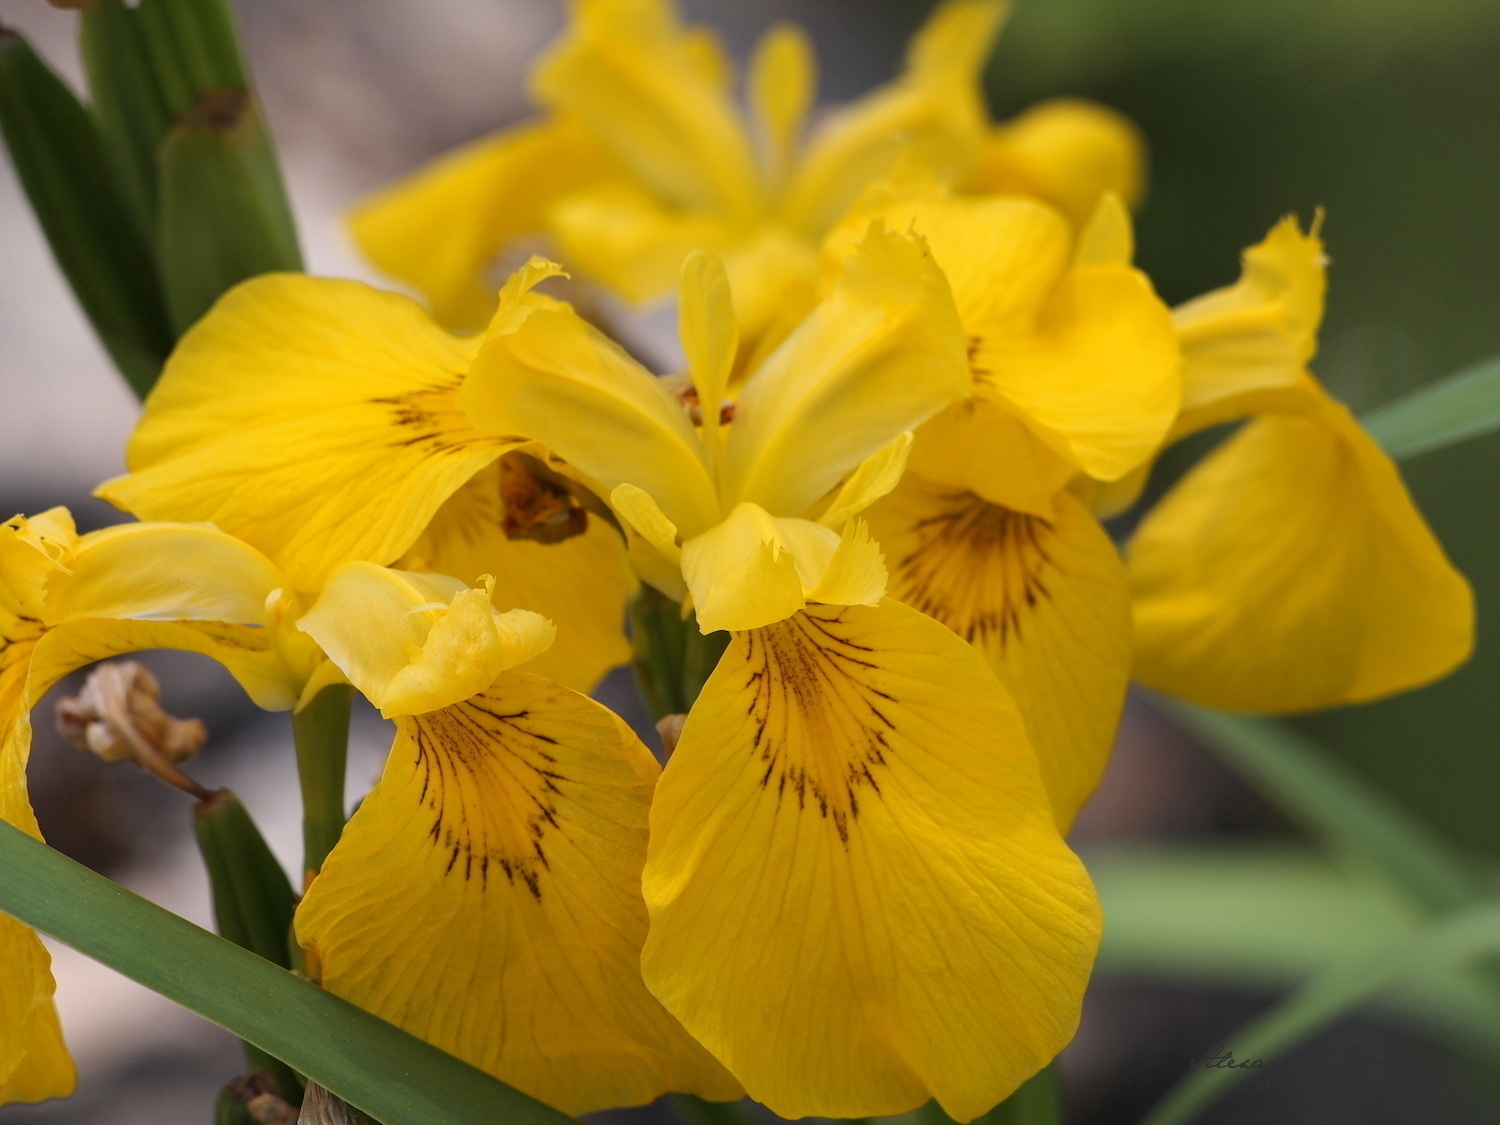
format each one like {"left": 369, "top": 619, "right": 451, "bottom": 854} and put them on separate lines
{"left": 96, "top": 275, "right": 516, "bottom": 592}
{"left": 295, "top": 672, "right": 741, "bottom": 1114}
{"left": 641, "top": 600, "right": 1101, "bottom": 1121}
{"left": 1129, "top": 387, "right": 1473, "bottom": 711}
{"left": 866, "top": 475, "right": 1130, "bottom": 829}
{"left": 398, "top": 459, "right": 634, "bottom": 694}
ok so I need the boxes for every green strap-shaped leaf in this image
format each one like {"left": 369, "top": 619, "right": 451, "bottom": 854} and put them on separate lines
{"left": 1159, "top": 700, "right": 1481, "bottom": 913}
{"left": 1362, "top": 353, "right": 1500, "bottom": 461}
{"left": 0, "top": 25, "right": 172, "bottom": 396}
{"left": 1140, "top": 899, "right": 1500, "bottom": 1125}
{"left": 0, "top": 820, "right": 577, "bottom": 1125}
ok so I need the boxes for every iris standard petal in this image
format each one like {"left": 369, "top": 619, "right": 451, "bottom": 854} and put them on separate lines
{"left": 295, "top": 673, "right": 742, "bottom": 1113}
{"left": 641, "top": 600, "right": 1101, "bottom": 1120}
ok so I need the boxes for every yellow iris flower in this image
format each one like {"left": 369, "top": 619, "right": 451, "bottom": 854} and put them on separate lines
{"left": 96, "top": 271, "right": 633, "bottom": 696}
{"left": 815, "top": 189, "right": 1180, "bottom": 829}
{"left": 1125, "top": 215, "right": 1474, "bottom": 709}
{"left": 0, "top": 508, "right": 736, "bottom": 1111}
{"left": 350, "top": 0, "right": 1142, "bottom": 343}
{"left": 458, "top": 227, "right": 1102, "bottom": 1119}
{"left": 0, "top": 509, "right": 313, "bottom": 1104}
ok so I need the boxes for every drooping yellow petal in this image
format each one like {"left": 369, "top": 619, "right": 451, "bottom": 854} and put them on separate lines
{"left": 642, "top": 600, "right": 1100, "bottom": 1120}
{"left": 866, "top": 475, "right": 1130, "bottom": 828}
{"left": 298, "top": 563, "right": 553, "bottom": 718}
{"left": 720, "top": 223, "right": 968, "bottom": 516}
{"left": 748, "top": 22, "right": 815, "bottom": 185}
{"left": 1130, "top": 386, "right": 1473, "bottom": 711}
{"left": 968, "top": 99, "right": 1146, "bottom": 227}
{"left": 463, "top": 298, "right": 720, "bottom": 538}
{"left": 832, "top": 195, "right": 1180, "bottom": 483}
{"left": 531, "top": 0, "right": 763, "bottom": 221}
{"left": 295, "top": 673, "right": 741, "bottom": 1113}
{"left": 399, "top": 463, "right": 633, "bottom": 694}
{"left": 1172, "top": 214, "right": 1326, "bottom": 433}
{"left": 350, "top": 115, "right": 622, "bottom": 331}
{"left": 779, "top": 0, "right": 1007, "bottom": 237}
{"left": 97, "top": 275, "right": 512, "bottom": 591}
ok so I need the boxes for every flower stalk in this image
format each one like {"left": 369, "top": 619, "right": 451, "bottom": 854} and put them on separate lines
{"left": 292, "top": 684, "right": 354, "bottom": 885}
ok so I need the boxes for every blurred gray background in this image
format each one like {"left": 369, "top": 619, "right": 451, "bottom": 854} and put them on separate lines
{"left": 2, "top": 0, "right": 1499, "bottom": 1122}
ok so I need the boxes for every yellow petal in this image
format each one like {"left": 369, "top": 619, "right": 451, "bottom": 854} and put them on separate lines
{"left": 680, "top": 503, "right": 828, "bottom": 633}
{"left": 721, "top": 223, "right": 969, "bottom": 516}
{"left": 748, "top": 22, "right": 815, "bottom": 184}
{"left": 806, "top": 519, "right": 887, "bottom": 609}
{"left": 818, "top": 430, "right": 912, "bottom": 529}
{"left": 299, "top": 563, "right": 553, "bottom": 718}
{"left": 1, "top": 510, "right": 77, "bottom": 623}
{"left": 1075, "top": 191, "right": 1135, "bottom": 267}
{"left": 1172, "top": 214, "right": 1326, "bottom": 432}
{"left": 907, "top": 399, "right": 1077, "bottom": 516}
{"left": 679, "top": 251, "right": 737, "bottom": 462}
{"left": 968, "top": 98, "right": 1146, "bottom": 227}
{"left": 463, "top": 299, "right": 720, "bottom": 537}
{"left": 349, "top": 115, "right": 621, "bottom": 331}
{"left": 399, "top": 463, "right": 634, "bottom": 694}
{"left": 54, "top": 523, "right": 284, "bottom": 627}
{"left": 641, "top": 600, "right": 1100, "bottom": 1120}
{"left": 97, "top": 275, "right": 511, "bottom": 591}
{"left": 295, "top": 673, "right": 741, "bottom": 1112}
{"left": 531, "top": 0, "right": 762, "bottom": 220}
{"left": 779, "top": 0, "right": 1007, "bottom": 237}
{"left": 549, "top": 181, "right": 741, "bottom": 306}
{"left": 842, "top": 195, "right": 1180, "bottom": 483}
{"left": 866, "top": 475, "right": 1130, "bottom": 828}
{"left": 1130, "top": 387, "right": 1473, "bottom": 711}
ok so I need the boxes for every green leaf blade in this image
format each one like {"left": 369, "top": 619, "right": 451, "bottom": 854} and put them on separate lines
{"left": 0, "top": 820, "right": 576, "bottom": 1125}
{"left": 1362, "top": 354, "right": 1500, "bottom": 461}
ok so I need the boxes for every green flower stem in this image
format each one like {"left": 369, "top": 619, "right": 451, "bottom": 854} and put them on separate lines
{"left": 628, "top": 585, "right": 729, "bottom": 723}
{"left": 293, "top": 684, "right": 353, "bottom": 884}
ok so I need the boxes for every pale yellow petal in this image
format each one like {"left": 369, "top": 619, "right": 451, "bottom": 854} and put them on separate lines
{"left": 299, "top": 563, "right": 553, "bottom": 717}
{"left": 1130, "top": 387, "right": 1473, "bottom": 711}
{"left": 748, "top": 23, "right": 815, "bottom": 184}
{"left": 680, "top": 504, "right": 823, "bottom": 633}
{"left": 463, "top": 300, "right": 720, "bottom": 537}
{"left": 721, "top": 223, "right": 968, "bottom": 516}
{"left": 531, "top": 0, "right": 762, "bottom": 220}
{"left": 780, "top": 0, "right": 1007, "bottom": 237}
{"left": 295, "top": 673, "right": 740, "bottom": 1112}
{"left": 806, "top": 519, "right": 887, "bottom": 609}
{"left": 818, "top": 431, "right": 913, "bottom": 529}
{"left": 867, "top": 476, "right": 1130, "bottom": 828}
{"left": 679, "top": 251, "right": 737, "bottom": 462}
{"left": 642, "top": 601, "right": 1100, "bottom": 1120}
{"left": 350, "top": 115, "right": 621, "bottom": 331}
{"left": 97, "top": 275, "right": 511, "bottom": 591}
{"left": 398, "top": 463, "right": 634, "bottom": 694}
{"left": 968, "top": 98, "right": 1146, "bottom": 226}
{"left": 907, "top": 399, "right": 1077, "bottom": 517}
{"left": 1075, "top": 191, "right": 1134, "bottom": 267}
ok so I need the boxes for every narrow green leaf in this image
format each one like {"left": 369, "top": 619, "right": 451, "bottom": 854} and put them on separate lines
{"left": 157, "top": 87, "right": 302, "bottom": 333}
{"left": 1362, "top": 354, "right": 1500, "bottom": 460}
{"left": 0, "top": 820, "right": 577, "bottom": 1125}
{"left": 81, "top": 0, "right": 177, "bottom": 238}
{"left": 0, "top": 25, "right": 172, "bottom": 396}
{"left": 193, "top": 789, "right": 303, "bottom": 1098}
{"left": 1158, "top": 700, "right": 1481, "bottom": 913}
{"left": 1140, "top": 899, "right": 1500, "bottom": 1125}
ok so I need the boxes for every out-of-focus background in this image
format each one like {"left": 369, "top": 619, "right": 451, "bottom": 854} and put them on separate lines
{"left": 2, "top": 0, "right": 1499, "bottom": 1122}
